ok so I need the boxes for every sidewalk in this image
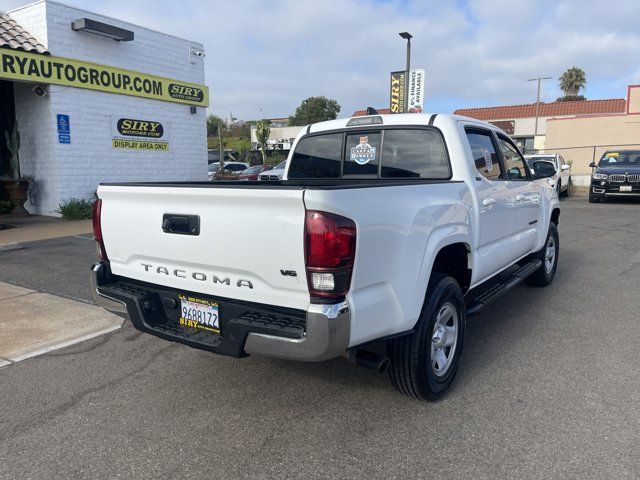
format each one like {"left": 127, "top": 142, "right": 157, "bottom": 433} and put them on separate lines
{"left": 0, "top": 215, "right": 92, "bottom": 246}
{"left": 0, "top": 281, "right": 122, "bottom": 367}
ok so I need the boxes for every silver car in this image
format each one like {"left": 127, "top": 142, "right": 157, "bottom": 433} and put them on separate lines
{"left": 525, "top": 153, "right": 572, "bottom": 196}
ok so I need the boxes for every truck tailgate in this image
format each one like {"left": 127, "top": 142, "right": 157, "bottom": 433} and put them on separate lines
{"left": 98, "top": 185, "right": 309, "bottom": 310}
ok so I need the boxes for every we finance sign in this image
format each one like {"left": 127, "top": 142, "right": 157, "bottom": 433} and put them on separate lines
{"left": 0, "top": 50, "right": 209, "bottom": 107}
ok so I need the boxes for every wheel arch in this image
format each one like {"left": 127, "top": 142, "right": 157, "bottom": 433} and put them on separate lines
{"left": 428, "top": 242, "right": 472, "bottom": 294}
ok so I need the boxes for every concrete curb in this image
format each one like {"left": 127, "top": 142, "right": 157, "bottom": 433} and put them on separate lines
{"left": 0, "top": 281, "right": 123, "bottom": 365}
{"left": 9, "top": 324, "right": 121, "bottom": 363}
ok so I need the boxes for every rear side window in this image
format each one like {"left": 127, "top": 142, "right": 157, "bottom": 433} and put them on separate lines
{"left": 466, "top": 130, "right": 502, "bottom": 181}
{"left": 287, "top": 133, "right": 342, "bottom": 178}
{"left": 381, "top": 130, "right": 449, "bottom": 178}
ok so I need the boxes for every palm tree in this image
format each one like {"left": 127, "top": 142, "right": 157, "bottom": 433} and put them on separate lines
{"left": 559, "top": 67, "right": 586, "bottom": 98}
{"left": 255, "top": 121, "right": 270, "bottom": 164}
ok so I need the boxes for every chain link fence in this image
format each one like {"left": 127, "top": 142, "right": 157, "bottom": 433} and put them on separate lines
{"left": 538, "top": 144, "right": 640, "bottom": 175}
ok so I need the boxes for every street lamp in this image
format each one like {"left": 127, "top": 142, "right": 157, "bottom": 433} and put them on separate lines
{"left": 527, "top": 76, "right": 552, "bottom": 138}
{"left": 399, "top": 32, "right": 412, "bottom": 113}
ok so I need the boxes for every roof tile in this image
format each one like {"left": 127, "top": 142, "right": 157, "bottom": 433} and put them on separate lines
{"left": 0, "top": 12, "right": 48, "bottom": 55}
{"left": 352, "top": 108, "right": 391, "bottom": 117}
{"left": 453, "top": 99, "right": 626, "bottom": 120}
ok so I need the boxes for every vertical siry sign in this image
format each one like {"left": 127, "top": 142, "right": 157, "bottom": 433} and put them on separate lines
{"left": 389, "top": 71, "right": 406, "bottom": 114}
{"left": 408, "top": 68, "right": 425, "bottom": 113}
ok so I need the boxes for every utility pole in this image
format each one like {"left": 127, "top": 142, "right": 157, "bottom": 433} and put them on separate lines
{"left": 218, "top": 120, "right": 224, "bottom": 170}
{"left": 399, "top": 32, "right": 412, "bottom": 113}
{"left": 528, "top": 77, "right": 552, "bottom": 136}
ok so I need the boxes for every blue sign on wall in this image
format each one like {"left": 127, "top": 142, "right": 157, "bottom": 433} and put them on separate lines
{"left": 57, "top": 114, "right": 70, "bottom": 133}
{"left": 57, "top": 114, "right": 70, "bottom": 143}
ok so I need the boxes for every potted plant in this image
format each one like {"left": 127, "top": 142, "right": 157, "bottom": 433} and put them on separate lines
{"left": 1, "top": 122, "right": 30, "bottom": 216}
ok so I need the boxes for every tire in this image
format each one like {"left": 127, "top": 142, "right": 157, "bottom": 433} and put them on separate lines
{"left": 387, "top": 273, "right": 466, "bottom": 401}
{"left": 526, "top": 222, "right": 559, "bottom": 287}
{"left": 556, "top": 181, "right": 562, "bottom": 198}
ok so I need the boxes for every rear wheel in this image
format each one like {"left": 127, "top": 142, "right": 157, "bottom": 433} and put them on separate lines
{"left": 526, "top": 223, "right": 559, "bottom": 287}
{"left": 387, "top": 273, "right": 465, "bottom": 401}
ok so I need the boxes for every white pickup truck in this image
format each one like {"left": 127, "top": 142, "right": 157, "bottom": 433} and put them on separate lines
{"left": 90, "top": 113, "right": 560, "bottom": 401}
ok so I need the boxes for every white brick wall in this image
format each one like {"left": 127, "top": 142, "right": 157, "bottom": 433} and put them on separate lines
{"left": 8, "top": 1, "right": 207, "bottom": 215}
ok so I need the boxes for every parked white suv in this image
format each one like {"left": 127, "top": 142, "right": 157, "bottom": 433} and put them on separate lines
{"left": 258, "top": 160, "right": 287, "bottom": 181}
{"left": 90, "top": 113, "right": 560, "bottom": 401}
{"left": 525, "top": 153, "right": 571, "bottom": 196}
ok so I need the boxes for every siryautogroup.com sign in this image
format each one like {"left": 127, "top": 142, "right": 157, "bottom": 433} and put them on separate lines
{"left": 0, "top": 50, "right": 209, "bottom": 107}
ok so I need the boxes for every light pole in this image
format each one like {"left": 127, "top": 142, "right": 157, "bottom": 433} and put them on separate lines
{"left": 527, "top": 76, "right": 551, "bottom": 137}
{"left": 399, "top": 32, "right": 412, "bottom": 113}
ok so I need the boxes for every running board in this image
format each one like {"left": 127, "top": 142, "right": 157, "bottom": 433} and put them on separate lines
{"left": 466, "top": 259, "right": 542, "bottom": 316}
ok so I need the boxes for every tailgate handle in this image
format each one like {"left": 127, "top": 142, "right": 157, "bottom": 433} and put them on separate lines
{"left": 162, "top": 214, "right": 200, "bottom": 236}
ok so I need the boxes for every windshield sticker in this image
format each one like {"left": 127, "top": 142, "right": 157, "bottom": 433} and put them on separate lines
{"left": 605, "top": 152, "right": 619, "bottom": 158}
{"left": 483, "top": 147, "right": 493, "bottom": 173}
{"left": 350, "top": 136, "right": 377, "bottom": 165}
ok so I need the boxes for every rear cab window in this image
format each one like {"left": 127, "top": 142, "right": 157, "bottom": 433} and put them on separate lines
{"left": 287, "top": 127, "right": 451, "bottom": 180}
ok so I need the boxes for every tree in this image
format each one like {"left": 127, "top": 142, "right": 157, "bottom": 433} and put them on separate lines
{"left": 289, "top": 96, "right": 341, "bottom": 126}
{"left": 255, "top": 121, "right": 271, "bottom": 164}
{"left": 206, "top": 114, "right": 223, "bottom": 137}
{"left": 558, "top": 67, "right": 586, "bottom": 100}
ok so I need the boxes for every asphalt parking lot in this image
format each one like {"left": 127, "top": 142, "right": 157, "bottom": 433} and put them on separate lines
{"left": 0, "top": 196, "right": 638, "bottom": 480}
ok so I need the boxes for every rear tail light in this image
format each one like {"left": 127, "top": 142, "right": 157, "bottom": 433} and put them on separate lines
{"left": 305, "top": 210, "right": 356, "bottom": 300}
{"left": 92, "top": 199, "right": 108, "bottom": 261}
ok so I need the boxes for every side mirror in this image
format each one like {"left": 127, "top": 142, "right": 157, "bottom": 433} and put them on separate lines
{"left": 589, "top": 162, "right": 597, "bottom": 168}
{"left": 561, "top": 164, "right": 571, "bottom": 171}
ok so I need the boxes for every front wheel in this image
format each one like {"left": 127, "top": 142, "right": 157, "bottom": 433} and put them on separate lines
{"left": 526, "top": 223, "right": 559, "bottom": 287}
{"left": 387, "top": 274, "right": 465, "bottom": 401}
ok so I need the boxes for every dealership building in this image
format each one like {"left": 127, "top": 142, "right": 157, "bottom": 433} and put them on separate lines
{"left": 0, "top": 1, "right": 208, "bottom": 215}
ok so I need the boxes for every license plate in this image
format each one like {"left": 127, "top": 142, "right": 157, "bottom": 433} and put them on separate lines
{"left": 178, "top": 295, "right": 219, "bottom": 333}
{"left": 620, "top": 185, "right": 632, "bottom": 192}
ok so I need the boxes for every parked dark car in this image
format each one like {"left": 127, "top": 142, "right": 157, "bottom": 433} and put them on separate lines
{"left": 207, "top": 163, "right": 222, "bottom": 181}
{"left": 213, "top": 162, "right": 250, "bottom": 180}
{"left": 589, "top": 150, "right": 640, "bottom": 203}
{"left": 237, "top": 165, "right": 274, "bottom": 181}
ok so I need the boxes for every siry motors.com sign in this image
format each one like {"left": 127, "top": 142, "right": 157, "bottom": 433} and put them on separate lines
{"left": 0, "top": 50, "right": 209, "bottom": 107}
{"left": 111, "top": 117, "right": 169, "bottom": 151}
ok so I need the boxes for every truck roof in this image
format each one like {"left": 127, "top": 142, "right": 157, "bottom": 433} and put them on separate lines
{"left": 307, "top": 113, "right": 495, "bottom": 134}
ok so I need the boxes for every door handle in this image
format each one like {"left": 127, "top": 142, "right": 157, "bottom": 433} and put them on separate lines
{"left": 162, "top": 214, "right": 200, "bottom": 235}
{"left": 482, "top": 197, "right": 496, "bottom": 207}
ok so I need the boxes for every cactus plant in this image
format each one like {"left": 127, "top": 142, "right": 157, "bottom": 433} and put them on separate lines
{"left": 4, "top": 121, "right": 20, "bottom": 179}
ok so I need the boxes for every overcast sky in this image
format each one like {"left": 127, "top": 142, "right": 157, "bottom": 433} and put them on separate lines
{"left": 5, "top": 0, "right": 640, "bottom": 119}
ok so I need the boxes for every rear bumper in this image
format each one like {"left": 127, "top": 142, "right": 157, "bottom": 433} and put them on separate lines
{"left": 90, "top": 262, "right": 349, "bottom": 361}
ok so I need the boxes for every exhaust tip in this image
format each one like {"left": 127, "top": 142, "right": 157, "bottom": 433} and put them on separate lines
{"left": 350, "top": 349, "right": 390, "bottom": 373}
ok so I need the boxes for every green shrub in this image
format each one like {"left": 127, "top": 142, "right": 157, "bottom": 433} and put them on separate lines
{"left": 56, "top": 198, "right": 94, "bottom": 220}
{"left": 0, "top": 200, "right": 13, "bottom": 215}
